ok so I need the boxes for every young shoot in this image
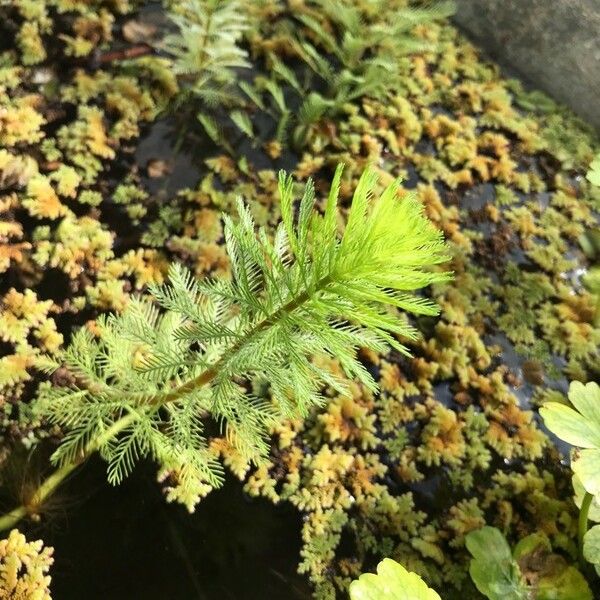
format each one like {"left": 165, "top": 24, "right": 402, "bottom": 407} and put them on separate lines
{"left": 0, "top": 165, "right": 450, "bottom": 530}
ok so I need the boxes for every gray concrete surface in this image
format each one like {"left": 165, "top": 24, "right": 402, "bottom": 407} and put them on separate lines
{"left": 453, "top": 0, "right": 600, "bottom": 130}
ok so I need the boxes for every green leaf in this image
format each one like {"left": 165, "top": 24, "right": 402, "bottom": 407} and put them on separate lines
{"left": 349, "top": 558, "right": 441, "bottom": 600}
{"left": 466, "top": 527, "right": 528, "bottom": 600}
{"left": 466, "top": 525, "right": 513, "bottom": 564}
{"left": 572, "top": 448, "right": 600, "bottom": 496}
{"left": 197, "top": 112, "right": 220, "bottom": 144}
{"left": 230, "top": 110, "right": 253, "bottom": 138}
{"left": 239, "top": 81, "right": 265, "bottom": 110}
{"left": 587, "top": 154, "right": 600, "bottom": 187}
{"left": 569, "top": 381, "right": 600, "bottom": 424}
{"left": 540, "top": 382, "right": 600, "bottom": 448}
{"left": 583, "top": 525, "right": 600, "bottom": 565}
{"left": 537, "top": 565, "right": 593, "bottom": 600}
{"left": 573, "top": 474, "right": 600, "bottom": 522}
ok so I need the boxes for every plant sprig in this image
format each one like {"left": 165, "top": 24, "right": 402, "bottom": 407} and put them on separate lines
{"left": 0, "top": 165, "right": 450, "bottom": 528}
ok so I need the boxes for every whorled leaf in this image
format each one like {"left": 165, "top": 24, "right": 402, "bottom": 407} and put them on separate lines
{"left": 34, "top": 165, "right": 450, "bottom": 511}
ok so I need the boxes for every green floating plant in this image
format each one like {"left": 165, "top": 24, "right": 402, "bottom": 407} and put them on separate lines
{"left": 0, "top": 165, "right": 449, "bottom": 529}
{"left": 466, "top": 526, "right": 592, "bottom": 600}
{"left": 541, "top": 381, "right": 600, "bottom": 567}
{"left": 587, "top": 153, "right": 600, "bottom": 187}
{"left": 275, "top": 0, "right": 455, "bottom": 149}
{"left": 349, "top": 557, "right": 441, "bottom": 600}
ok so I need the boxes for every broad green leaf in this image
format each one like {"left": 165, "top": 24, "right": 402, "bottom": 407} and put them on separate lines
{"left": 467, "top": 526, "right": 512, "bottom": 563}
{"left": 568, "top": 382, "right": 600, "bottom": 425}
{"left": 349, "top": 558, "right": 441, "bottom": 600}
{"left": 587, "top": 155, "right": 600, "bottom": 187}
{"left": 539, "top": 403, "right": 600, "bottom": 448}
{"left": 583, "top": 525, "right": 600, "bottom": 565}
{"left": 466, "top": 527, "right": 529, "bottom": 600}
{"left": 572, "top": 448, "right": 600, "bottom": 496}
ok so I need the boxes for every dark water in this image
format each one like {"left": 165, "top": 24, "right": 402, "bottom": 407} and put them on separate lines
{"left": 36, "top": 458, "right": 310, "bottom": 599}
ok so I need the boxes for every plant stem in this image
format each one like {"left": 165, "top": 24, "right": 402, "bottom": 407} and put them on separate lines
{"left": 145, "top": 279, "right": 326, "bottom": 407}
{"left": 0, "top": 277, "right": 332, "bottom": 533}
{"left": 0, "top": 413, "right": 137, "bottom": 533}
{"left": 579, "top": 491, "right": 594, "bottom": 566}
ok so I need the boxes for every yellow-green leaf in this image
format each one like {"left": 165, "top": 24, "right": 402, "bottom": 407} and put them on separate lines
{"left": 584, "top": 525, "right": 600, "bottom": 565}
{"left": 541, "top": 382, "right": 600, "bottom": 500}
{"left": 572, "top": 449, "right": 600, "bottom": 496}
{"left": 349, "top": 558, "right": 441, "bottom": 600}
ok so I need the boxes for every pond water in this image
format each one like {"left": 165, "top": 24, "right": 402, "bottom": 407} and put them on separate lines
{"left": 42, "top": 459, "right": 310, "bottom": 599}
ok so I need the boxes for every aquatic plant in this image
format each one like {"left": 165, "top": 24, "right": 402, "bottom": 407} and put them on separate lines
{"left": 466, "top": 526, "right": 591, "bottom": 599}
{"left": 161, "top": 0, "right": 454, "bottom": 150}
{"left": 541, "top": 382, "right": 600, "bottom": 569}
{"left": 0, "top": 165, "right": 449, "bottom": 528}
{"left": 1, "top": 0, "right": 599, "bottom": 596}
{"left": 0, "top": 289, "right": 62, "bottom": 390}
{"left": 162, "top": 0, "right": 252, "bottom": 147}
{"left": 246, "top": 0, "right": 455, "bottom": 149}
{"left": 0, "top": 529, "right": 54, "bottom": 600}
{"left": 349, "top": 557, "right": 441, "bottom": 600}
{"left": 164, "top": 0, "right": 249, "bottom": 106}
{"left": 588, "top": 154, "right": 600, "bottom": 188}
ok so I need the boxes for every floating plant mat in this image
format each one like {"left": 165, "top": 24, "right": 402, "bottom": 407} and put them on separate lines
{"left": 0, "top": 0, "right": 599, "bottom": 599}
